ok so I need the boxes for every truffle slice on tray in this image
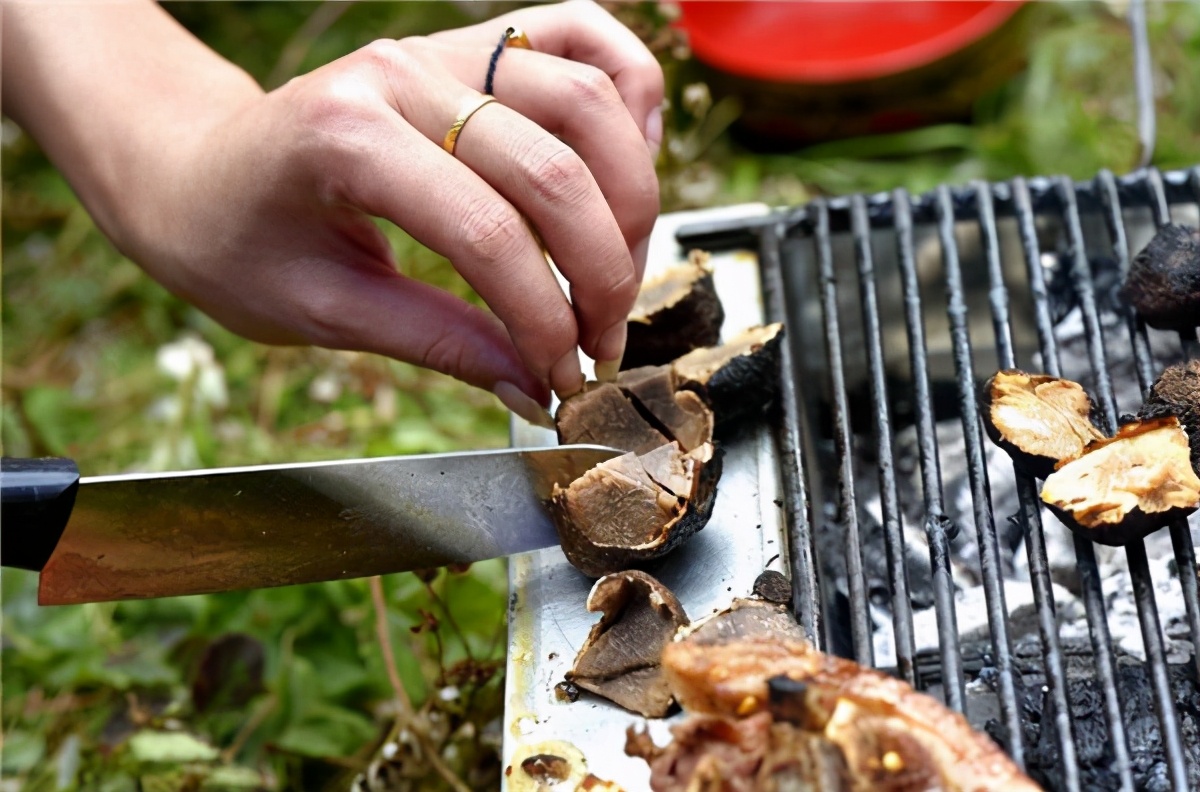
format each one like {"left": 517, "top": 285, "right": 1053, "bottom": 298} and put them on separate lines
{"left": 1041, "top": 416, "right": 1200, "bottom": 546}
{"left": 623, "top": 250, "right": 725, "bottom": 370}
{"left": 1121, "top": 224, "right": 1200, "bottom": 331}
{"left": 981, "top": 369, "right": 1105, "bottom": 478}
{"left": 549, "top": 442, "right": 721, "bottom": 578}
{"left": 566, "top": 571, "right": 689, "bottom": 718}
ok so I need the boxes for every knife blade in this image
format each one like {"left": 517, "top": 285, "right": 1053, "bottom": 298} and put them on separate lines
{"left": 0, "top": 446, "right": 621, "bottom": 606}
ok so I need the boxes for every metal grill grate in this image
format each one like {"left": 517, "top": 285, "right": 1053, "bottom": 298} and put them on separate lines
{"left": 679, "top": 166, "right": 1200, "bottom": 792}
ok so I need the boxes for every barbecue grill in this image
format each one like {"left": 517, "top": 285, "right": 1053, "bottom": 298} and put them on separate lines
{"left": 501, "top": 5, "right": 1200, "bottom": 790}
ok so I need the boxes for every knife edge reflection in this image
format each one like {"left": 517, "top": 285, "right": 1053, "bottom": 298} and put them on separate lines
{"left": 38, "top": 445, "right": 619, "bottom": 605}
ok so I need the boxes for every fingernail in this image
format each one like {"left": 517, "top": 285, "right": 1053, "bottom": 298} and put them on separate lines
{"left": 594, "top": 322, "right": 627, "bottom": 382}
{"left": 493, "top": 381, "right": 555, "bottom": 429}
{"left": 551, "top": 348, "right": 584, "bottom": 401}
{"left": 646, "top": 105, "right": 663, "bottom": 161}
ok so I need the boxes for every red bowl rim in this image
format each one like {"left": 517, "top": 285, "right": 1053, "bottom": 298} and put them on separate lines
{"left": 678, "top": 1, "right": 1025, "bottom": 84}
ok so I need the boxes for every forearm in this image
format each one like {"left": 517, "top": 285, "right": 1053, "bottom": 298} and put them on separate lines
{"left": 1, "top": 0, "right": 262, "bottom": 253}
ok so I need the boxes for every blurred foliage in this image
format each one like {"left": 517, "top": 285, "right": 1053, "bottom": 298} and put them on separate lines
{"left": 3, "top": 1, "right": 1199, "bottom": 790}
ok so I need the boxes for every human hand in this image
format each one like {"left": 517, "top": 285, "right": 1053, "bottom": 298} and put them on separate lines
{"left": 3, "top": 0, "right": 663, "bottom": 420}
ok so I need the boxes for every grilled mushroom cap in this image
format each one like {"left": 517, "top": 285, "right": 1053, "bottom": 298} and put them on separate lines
{"left": 566, "top": 571, "right": 690, "bottom": 718}
{"left": 1121, "top": 224, "right": 1200, "bottom": 331}
{"left": 673, "top": 323, "right": 785, "bottom": 428}
{"left": 1140, "top": 359, "right": 1200, "bottom": 473}
{"left": 1041, "top": 416, "right": 1200, "bottom": 545}
{"left": 624, "top": 250, "right": 725, "bottom": 370}
{"left": 549, "top": 442, "right": 721, "bottom": 578}
{"left": 981, "top": 370, "right": 1105, "bottom": 478}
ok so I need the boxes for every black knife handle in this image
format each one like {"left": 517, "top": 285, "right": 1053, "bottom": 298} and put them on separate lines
{"left": 1, "top": 457, "right": 80, "bottom": 571}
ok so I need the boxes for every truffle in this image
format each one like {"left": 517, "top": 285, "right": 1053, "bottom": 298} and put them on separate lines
{"left": 1140, "top": 359, "right": 1200, "bottom": 473}
{"left": 1121, "top": 224, "right": 1200, "bottom": 331}
{"left": 673, "top": 323, "right": 785, "bottom": 428}
{"left": 624, "top": 250, "right": 725, "bottom": 370}
{"left": 556, "top": 383, "right": 669, "bottom": 455}
{"left": 981, "top": 369, "right": 1104, "bottom": 479}
{"left": 616, "top": 365, "right": 714, "bottom": 453}
{"left": 1041, "top": 416, "right": 1200, "bottom": 545}
{"left": 567, "top": 571, "right": 690, "bottom": 718}
{"left": 549, "top": 442, "right": 721, "bottom": 578}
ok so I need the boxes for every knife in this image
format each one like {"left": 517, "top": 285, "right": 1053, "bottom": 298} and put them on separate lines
{"left": 0, "top": 446, "right": 620, "bottom": 606}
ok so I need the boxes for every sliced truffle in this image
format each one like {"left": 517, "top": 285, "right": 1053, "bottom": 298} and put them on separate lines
{"left": 617, "top": 366, "right": 714, "bottom": 453}
{"left": 752, "top": 570, "right": 792, "bottom": 605}
{"left": 1041, "top": 416, "right": 1200, "bottom": 545}
{"left": 1140, "top": 359, "right": 1200, "bottom": 472}
{"left": 673, "top": 323, "right": 785, "bottom": 427}
{"left": 555, "top": 383, "right": 669, "bottom": 455}
{"left": 1121, "top": 224, "right": 1200, "bottom": 331}
{"left": 624, "top": 250, "right": 725, "bottom": 370}
{"left": 566, "top": 571, "right": 690, "bottom": 717}
{"left": 678, "top": 598, "right": 805, "bottom": 647}
{"left": 981, "top": 370, "right": 1104, "bottom": 478}
{"left": 657, "top": 635, "right": 1039, "bottom": 792}
{"left": 549, "top": 442, "right": 721, "bottom": 577}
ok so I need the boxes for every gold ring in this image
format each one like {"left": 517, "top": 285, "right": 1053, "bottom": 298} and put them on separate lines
{"left": 505, "top": 27, "right": 532, "bottom": 50}
{"left": 443, "top": 94, "right": 498, "bottom": 155}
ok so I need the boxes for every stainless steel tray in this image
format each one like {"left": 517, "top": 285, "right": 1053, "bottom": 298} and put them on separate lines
{"left": 502, "top": 205, "right": 788, "bottom": 789}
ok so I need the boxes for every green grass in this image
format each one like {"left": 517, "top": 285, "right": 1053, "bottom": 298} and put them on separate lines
{"left": 3, "top": 1, "right": 1199, "bottom": 789}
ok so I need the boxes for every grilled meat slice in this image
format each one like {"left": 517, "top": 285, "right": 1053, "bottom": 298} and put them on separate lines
{"left": 649, "top": 636, "right": 1039, "bottom": 792}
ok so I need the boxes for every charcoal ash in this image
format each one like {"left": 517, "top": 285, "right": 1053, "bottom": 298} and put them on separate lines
{"left": 984, "top": 654, "right": 1200, "bottom": 792}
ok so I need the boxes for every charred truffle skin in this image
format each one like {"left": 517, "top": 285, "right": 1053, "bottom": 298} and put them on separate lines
{"left": 1041, "top": 416, "right": 1200, "bottom": 545}
{"left": 1140, "top": 359, "right": 1200, "bottom": 473}
{"left": 1121, "top": 224, "right": 1200, "bottom": 331}
{"left": 673, "top": 323, "right": 785, "bottom": 429}
{"left": 623, "top": 251, "right": 725, "bottom": 370}
{"left": 981, "top": 369, "right": 1105, "bottom": 479}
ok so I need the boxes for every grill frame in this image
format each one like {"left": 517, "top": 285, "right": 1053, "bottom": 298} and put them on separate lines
{"left": 679, "top": 165, "right": 1200, "bottom": 792}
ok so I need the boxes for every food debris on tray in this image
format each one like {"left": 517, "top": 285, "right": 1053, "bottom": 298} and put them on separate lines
{"left": 1120, "top": 223, "right": 1200, "bottom": 331}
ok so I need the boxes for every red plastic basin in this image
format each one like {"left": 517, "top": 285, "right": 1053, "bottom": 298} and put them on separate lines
{"left": 677, "top": 1, "right": 1024, "bottom": 84}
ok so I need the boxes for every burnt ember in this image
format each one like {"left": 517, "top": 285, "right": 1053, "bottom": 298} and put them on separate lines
{"left": 1121, "top": 224, "right": 1200, "bottom": 332}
